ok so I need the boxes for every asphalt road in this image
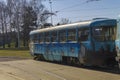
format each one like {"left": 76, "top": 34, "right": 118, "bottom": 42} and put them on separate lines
{"left": 0, "top": 59, "right": 120, "bottom": 80}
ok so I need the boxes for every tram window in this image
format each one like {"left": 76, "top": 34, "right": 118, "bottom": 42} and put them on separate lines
{"left": 59, "top": 30, "right": 66, "bottom": 42}
{"left": 30, "top": 35, "right": 34, "bottom": 43}
{"left": 111, "top": 27, "right": 116, "bottom": 40}
{"left": 40, "top": 33, "right": 44, "bottom": 42}
{"left": 93, "top": 26, "right": 116, "bottom": 41}
{"left": 78, "top": 28, "right": 89, "bottom": 41}
{"left": 44, "top": 32, "right": 50, "bottom": 42}
{"left": 39, "top": 34, "right": 41, "bottom": 43}
{"left": 51, "top": 31, "right": 57, "bottom": 42}
{"left": 68, "top": 29, "right": 76, "bottom": 41}
{"left": 33, "top": 34, "right": 39, "bottom": 43}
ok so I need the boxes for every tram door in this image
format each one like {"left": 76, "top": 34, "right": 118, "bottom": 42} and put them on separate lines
{"left": 116, "top": 17, "right": 120, "bottom": 69}
{"left": 78, "top": 28, "right": 90, "bottom": 64}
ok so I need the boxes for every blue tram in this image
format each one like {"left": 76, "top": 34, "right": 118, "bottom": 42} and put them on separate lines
{"left": 29, "top": 18, "right": 117, "bottom": 66}
{"left": 115, "top": 16, "right": 120, "bottom": 69}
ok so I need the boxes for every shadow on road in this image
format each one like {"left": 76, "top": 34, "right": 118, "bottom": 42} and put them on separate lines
{"left": 81, "top": 66, "right": 120, "bottom": 74}
{"left": 37, "top": 60, "right": 120, "bottom": 75}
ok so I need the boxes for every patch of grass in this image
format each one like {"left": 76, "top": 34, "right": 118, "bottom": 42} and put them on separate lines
{"left": 0, "top": 41, "right": 29, "bottom": 48}
{"left": 0, "top": 49, "right": 32, "bottom": 58}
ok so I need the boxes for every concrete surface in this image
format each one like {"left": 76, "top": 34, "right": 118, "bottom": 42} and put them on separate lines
{"left": 0, "top": 59, "right": 119, "bottom": 80}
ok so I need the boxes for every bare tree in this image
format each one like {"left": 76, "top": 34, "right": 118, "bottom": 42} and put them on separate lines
{"left": 59, "top": 18, "right": 71, "bottom": 25}
{"left": 7, "top": 0, "right": 26, "bottom": 48}
{"left": 29, "top": 0, "right": 50, "bottom": 26}
{"left": 6, "top": 0, "right": 15, "bottom": 47}
{"left": 0, "top": 0, "right": 50, "bottom": 48}
{"left": 0, "top": 2, "right": 9, "bottom": 48}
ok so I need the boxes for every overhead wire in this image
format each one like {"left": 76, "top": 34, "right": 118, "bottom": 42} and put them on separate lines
{"left": 53, "top": 0, "right": 120, "bottom": 20}
{"left": 56, "top": 0, "right": 101, "bottom": 12}
{"left": 58, "top": 6, "right": 120, "bottom": 13}
{"left": 68, "top": 13, "right": 118, "bottom": 19}
{"left": 43, "top": 0, "right": 102, "bottom": 13}
{"left": 44, "top": 0, "right": 119, "bottom": 23}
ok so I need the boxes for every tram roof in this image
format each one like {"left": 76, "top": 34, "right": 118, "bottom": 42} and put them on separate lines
{"left": 30, "top": 18, "right": 116, "bottom": 35}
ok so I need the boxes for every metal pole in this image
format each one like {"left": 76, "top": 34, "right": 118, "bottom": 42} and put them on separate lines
{"left": 49, "top": 0, "right": 53, "bottom": 24}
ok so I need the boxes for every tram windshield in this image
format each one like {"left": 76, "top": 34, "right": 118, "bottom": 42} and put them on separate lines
{"left": 92, "top": 26, "right": 116, "bottom": 41}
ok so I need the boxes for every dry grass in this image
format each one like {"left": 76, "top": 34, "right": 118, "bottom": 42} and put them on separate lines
{"left": 0, "top": 49, "right": 32, "bottom": 58}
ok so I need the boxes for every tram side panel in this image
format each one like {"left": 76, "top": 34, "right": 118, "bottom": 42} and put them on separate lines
{"left": 116, "top": 17, "right": 120, "bottom": 69}
{"left": 42, "top": 43, "right": 79, "bottom": 62}
{"left": 115, "top": 40, "right": 120, "bottom": 69}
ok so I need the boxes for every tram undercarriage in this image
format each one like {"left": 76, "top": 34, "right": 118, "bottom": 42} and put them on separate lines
{"left": 33, "top": 51, "right": 118, "bottom": 69}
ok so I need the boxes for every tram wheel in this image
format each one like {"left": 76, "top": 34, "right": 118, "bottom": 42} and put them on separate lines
{"left": 33, "top": 56, "right": 38, "bottom": 60}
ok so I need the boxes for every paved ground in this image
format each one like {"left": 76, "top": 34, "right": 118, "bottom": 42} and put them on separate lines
{"left": 0, "top": 57, "right": 28, "bottom": 62}
{"left": 0, "top": 59, "right": 120, "bottom": 80}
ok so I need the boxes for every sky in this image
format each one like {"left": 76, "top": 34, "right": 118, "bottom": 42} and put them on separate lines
{"left": 42, "top": 0, "right": 120, "bottom": 24}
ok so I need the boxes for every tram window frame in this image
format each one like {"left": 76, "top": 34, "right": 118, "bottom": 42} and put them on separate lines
{"left": 59, "top": 30, "right": 67, "bottom": 42}
{"left": 51, "top": 31, "right": 57, "bottom": 42}
{"left": 30, "top": 35, "right": 34, "bottom": 43}
{"left": 40, "top": 33, "right": 44, "bottom": 43}
{"left": 68, "top": 29, "right": 76, "bottom": 41}
{"left": 38, "top": 34, "right": 40, "bottom": 41}
{"left": 33, "top": 34, "right": 39, "bottom": 43}
{"left": 44, "top": 32, "right": 50, "bottom": 42}
{"left": 92, "top": 26, "right": 116, "bottom": 41}
{"left": 78, "top": 28, "right": 89, "bottom": 42}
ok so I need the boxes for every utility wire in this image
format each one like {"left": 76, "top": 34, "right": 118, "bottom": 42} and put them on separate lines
{"left": 43, "top": 0, "right": 101, "bottom": 14}
{"left": 58, "top": 6, "right": 120, "bottom": 13}
{"left": 62, "top": 12, "right": 117, "bottom": 19}
{"left": 57, "top": 0, "right": 101, "bottom": 12}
